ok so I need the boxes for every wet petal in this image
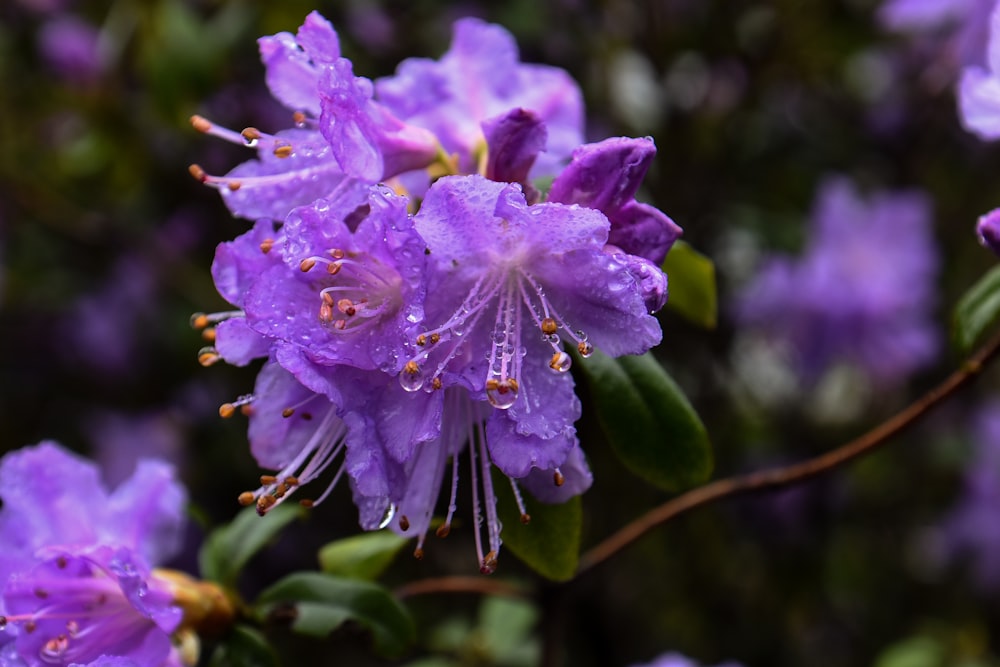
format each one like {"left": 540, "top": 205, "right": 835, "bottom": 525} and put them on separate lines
{"left": 485, "top": 412, "right": 575, "bottom": 479}
{"left": 517, "top": 445, "right": 593, "bottom": 503}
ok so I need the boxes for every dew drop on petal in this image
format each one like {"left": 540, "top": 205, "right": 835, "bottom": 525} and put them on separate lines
{"left": 378, "top": 503, "right": 397, "bottom": 529}
{"left": 399, "top": 361, "right": 425, "bottom": 392}
{"left": 486, "top": 381, "right": 518, "bottom": 409}
{"left": 577, "top": 341, "right": 594, "bottom": 358}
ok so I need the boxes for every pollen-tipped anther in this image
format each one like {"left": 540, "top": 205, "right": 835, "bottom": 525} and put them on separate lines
{"left": 553, "top": 469, "right": 565, "bottom": 487}
{"left": 260, "top": 475, "right": 277, "bottom": 485}
{"left": 190, "top": 115, "right": 212, "bottom": 133}
{"left": 577, "top": 340, "right": 594, "bottom": 357}
{"left": 399, "top": 360, "right": 425, "bottom": 392}
{"left": 399, "top": 515, "right": 410, "bottom": 531}
{"left": 300, "top": 258, "right": 317, "bottom": 272}
{"left": 197, "top": 347, "right": 221, "bottom": 367}
{"left": 237, "top": 492, "right": 255, "bottom": 506}
{"left": 218, "top": 403, "right": 236, "bottom": 418}
{"left": 188, "top": 164, "right": 207, "bottom": 182}
{"left": 190, "top": 313, "right": 209, "bottom": 330}
{"left": 259, "top": 238, "right": 274, "bottom": 254}
{"left": 541, "top": 317, "right": 558, "bottom": 335}
{"left": 281, "top": 407, "right": 295, "bottom": 418}
{"left": 480, "top": 551, "right": 498, "bottom": 575}
{"left": 240, "top": 127, "right": 262, "bottom": 146}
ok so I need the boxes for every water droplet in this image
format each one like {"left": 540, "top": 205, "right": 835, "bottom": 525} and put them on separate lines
{"left": 451, "top": 323, "right": 466, "bottom": 336}
{"left": 378, "top": 503, "right": 396, "bottom": 529}
{"left": 577, "top": 341, "right": 594, "bottom": 358}
{"left": 549, "top": 351, "right": 572, "bottom": 373}
{"left": 486, "top": 381, "right": 518, "bottom": 409}
{"left": 399, "top": 362, "right": 425, "bottom": 392}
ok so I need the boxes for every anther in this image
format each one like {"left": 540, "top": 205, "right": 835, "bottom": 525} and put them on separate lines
{"left": 198, "top": 347, "right": 221, "bottom": 367}
{"left": 520, "top": 513, "right": 531, "bottom": 524}
{"left": 319, "top": 302, "right": 334, "bottom": 323}
{"left": 416, "top": 334, "right": 427, "bottom": 346}
{"left": 553, "top": 470, "right": 565, "bottom": 487}
{"left": 190, "top": 312, "right": 210, "bottom": 329}
{"left": 34, "top": 588, "right": 48, "bottom": 599}
{"left": 333, "top": 319, "right": 347, "bottom": 330}
{"left": 260, "top": 475, "right": 278, "bottom": 485}
{"left": 399, "top": 515, "right": 410, "bottom": 531}
{"left": 299, "top": 499, "right": 315, "bottom": 508}
{"left": 227, "top": 181, "right": 242, "bottom": 192}
{"left": 285, "top": 476, "right": 300, "bottom": 486}
{"left": 413, "top": 547, "right": 424, "bottom": 560}
{"left": 56, "top": 556, "right": 67, "bottom": 569}
{"left": 273, "top": 143, "right": 293, "bottom": 158}
{"left": 432, "top": 377, "right": 443, "bottom": 390}
{"left": 190, "top": 115, "right": 212, "bottom": 133}
{"left": 202, "top": 327, "right": 217, "bottom": 342}
{"left": 577, "top": 341, "right": 594, "bottom": 357}
{"left": 292, "top": 111, "right": 307, "bottom": 126}
{"left": 330, "top": 249, "right": 346, "bottom": 259}
{"left": 430, "top": 333, "right": 441, "bottom": 344}
{"left": 241, "top": 127, "right": 262, "bottom": 144}
{"left": 541, "top": 317, "right": 558, "bottom": 335}
{"left": 255, "top": 494, "right": 276, "bottom": 515}
{"left": 25, "top": 621, "right": 36, "bottom": 633}
{"left": 188, "top": 164, "right": 207, "bottom": 182}
{"left": 238, "top": 492, "right": 255, "bottom": 506}
{"left": 259, "top": 238, "right": 274, "bottom": 253}
{"left": 300, "top": 258, "right": 317, "bottom": 272}
{"left": 436, "top": 524, "right": 451, "bottom": 538}
{"left": 337, "top": 299, "right": 356, "bottom": 316}
{"left": 219, "top": 403, "right": 237, "bottom": 418}
{"left": 282, "top": 407, "right": 295, "bottom": 418}
{"left": 480, "top": 551, "right": 498, "bottom": 575}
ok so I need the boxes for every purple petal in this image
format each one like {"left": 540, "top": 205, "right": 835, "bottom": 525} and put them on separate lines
{"left": 485, "top": 412, "right": 576, "bottom": 479}
{"left": 211, "top": 219, "right": 281, "bottom": 307}
{"left": 517, "top": 445, "right": 593, "bottom": 503}
{"left": 214, "top": 317, "right": 271, "bottom": 366}
{"left": 508, "top": 334, "right": 581, "bottom": 439}
{"left": 482, "top": 108, "right": 547, "bottom": 193}
{"left": 959, "top": 67, "right": 1000, "bottom": 139}
{"left": 106, "top": 462, "right": 187, "bottom": 566}
{"left": 258, "top": 11, "right": 340, "bottom": 116}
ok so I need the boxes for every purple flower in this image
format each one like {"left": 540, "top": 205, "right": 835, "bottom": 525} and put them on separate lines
{"left": 631, "top": 652, "right": 744, "bottom": 667}
{"left": 736, "top": 176, "right": 939, "bottom": 385}
{"left": 376, "top": 18, "right": 584, "bottom": 177}
{"left": 0, "top": 443, "right": 187, "bottom": 667}
{"left": 37, "top": 16, "right": 103, "bottom": 84}
{"left": 933, "top": 401, "right": 1000, "bottom": 589}
{"left": 959, "top": 2, "right": 1000, "bottom": 139}
{"left": 976, "top": 207, "right": 1000, "bottom": 255}
{"left": 879, "top": 0, "right": 994, "bottom": 68}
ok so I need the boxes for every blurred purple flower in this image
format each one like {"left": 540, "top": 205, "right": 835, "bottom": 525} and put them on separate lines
{"left": 0, "top": 443, "right": 187, "bottom": 667}
{"left": 736, "top": 176, "right": 939, "bottom": 386}
{"left": 934, "top": 401, "right": 1000, "bottom": 589}
{"left": 86, "top": 410, "right": 186, "bottom": 488}
{"left": 976, "top": 207, "right": 1000, "bottom": 255}
{"left": 631, "top": 652, "right": 744, "bottom": 667}
{"left": 958, "top": 2, "right": 1000, "bottom": 139}
{"left": 37, "top": 16, "right": 103, "bottom": 84}
{"left": 879, "top": 0, "right": 994, "bottom": 68}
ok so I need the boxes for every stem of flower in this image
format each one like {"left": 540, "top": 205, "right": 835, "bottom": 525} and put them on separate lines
{"left": 575, "top": 326, "right": 1000, "bottom": 577}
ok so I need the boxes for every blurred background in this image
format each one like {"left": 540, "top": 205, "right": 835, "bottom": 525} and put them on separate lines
{"left": 3, "top": 0, "right": 1000, "bottom": 665}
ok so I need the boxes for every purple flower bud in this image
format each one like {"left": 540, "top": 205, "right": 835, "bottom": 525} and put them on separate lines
{"left": 976, "top": 207, "right": 1000, "bottom": 255}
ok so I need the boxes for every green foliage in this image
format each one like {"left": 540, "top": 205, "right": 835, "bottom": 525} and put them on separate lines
{"left": 579, "top": 350, "right": 713, "bottom": 492}
{"left": 255, "top": 572, "right": 415, "bottom": 658}
{"left": 953, "top": 265, "right": 1000, "bottom": 354}
{"left": 661, "top": 240, "right": 718, "bottom": 329}
{"left": 493, "top": 466, "right": 582, "bottom": 581}
{"left": 208, "top": 625, "right": 279, "bottom": 667}
{"left": 199, "top": 504, "right": 302, "bottom": 588}
{"left": 318, "top": 531, "right": 409, "bottom": 581}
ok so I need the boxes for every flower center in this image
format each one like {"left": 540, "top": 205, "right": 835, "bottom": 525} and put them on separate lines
{"left": 298, "top": 248, "right": 402, "bottom": 334}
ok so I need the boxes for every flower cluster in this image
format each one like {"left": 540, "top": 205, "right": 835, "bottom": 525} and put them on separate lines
{"left": 192, "top": 12, "right": 679, "bottom": 573}
{"left": 736, "top": 176, "right": 939, "bottom": 386}
{"left": 0, "top": 443, "right": 189, "bottom": 667}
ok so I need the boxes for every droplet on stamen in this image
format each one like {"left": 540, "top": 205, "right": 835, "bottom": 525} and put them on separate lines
{"left": 486, "top": 378, "right": 519, "bottom": 409}
{"left": 241, "top": 127, "right": 262, "bottom": 147}
{"left": 577, "top": 341, "right": 594, "bottom": 358}
{"left": 549, "top": 351, "right": 572, "bottom": 373}
{"left": 399, "top": 361, "right": 425, "bottom": 392}
{"left": 293, "top": 111, "right": 307, "bottom": 128}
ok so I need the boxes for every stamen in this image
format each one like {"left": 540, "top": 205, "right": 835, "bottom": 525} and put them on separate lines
{"left": 508, "top": 478, "right": 531, "bottom": 524}
{"left": 241, "top": 127, "right": 262, "bottom": 146}
{"left": 259, "top": 238, "right": 274, "bottom": 254}
{"left": 219, "top": 394, "right": 254, "bottom": 418}
{"left": 190, "top": 311, "right": 243, "bottom": 330}
{"left": 237, "top": 492, "right": 254, "bottom": 506}
{"left": 553, "top": 469, "right": 565, "bottom": 487}
{"left": 197, "top": 347, "right": 221, "bottom": 367}
{"left": 399, "top": 515, "right": 410, "bottom": 531}
{"left": 399, "top": 361, "right": 425, "bottom": 392}
{"left": 300, "top": 258, "right": 317, "bottom": 272}
{"left": 273, "top": 142, "right": 294, "bottom": 158}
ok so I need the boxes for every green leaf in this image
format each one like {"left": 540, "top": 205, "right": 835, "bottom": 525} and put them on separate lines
{"left": 208, "top": 625, "right": 279, "bottom": 667}
{"left": 872, "top": 636, "right": 945, "bottom": 667}
{"left": 199, "top": 503, "right": 301, "bottom": 588}
{"left": 661, "top": 240, "right": 717, "bottom": 329}
{"left": 318, "top": 531, "right": 409, "bottom": 581}
{"left": 579, "top": 350, "right": 713, "bottom": 492}
{"left": 255, "top": 572, "right": 415, "bottom": 658}
{"left": 493, "top": 468, "right": 582, "bottom": 581}
{"left": 952, "top": 264, "right": 1000, "bottom": 353}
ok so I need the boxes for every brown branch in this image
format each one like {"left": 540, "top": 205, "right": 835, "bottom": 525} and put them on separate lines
{"left": 393, "top": 575, "right": 529, "bottom": 600}
{"left": 576, "top": 327, "right": 1000, "bottom": 577}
